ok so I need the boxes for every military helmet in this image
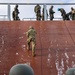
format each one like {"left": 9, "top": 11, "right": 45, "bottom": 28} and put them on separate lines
{"left": 16, "top": 4, "right": 18, "bottom": 7}
{"left": 65, "top": 68, "right": 75, "bottom": 75}
{"left": 50, "top": 5, "right": 53, "bottom": 9}
{"left": 9, "top": 64, "right": 34, "bottom": 75}
{"left": 29, "top": 26, "right": 34, "bottom": 29}
{"left": 71, "top": 7, "right": 74, "bottom": 10}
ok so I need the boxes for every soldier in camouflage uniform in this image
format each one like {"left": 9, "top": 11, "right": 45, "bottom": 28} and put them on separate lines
{"left": 34, "top": 4, "right": 41, "bottom": 21}
{"left": 12, "top": 4, "right": 20, "bottom": 20}
{"left": 58, "top": 8, "right": 70, "bottom": 20}
{"left": 49, "top": 6, "right": 55, "bottom": 20}
{"left": 70, "top": 7, "right": 75, "bottom": 20}
{"left": 26, "top": 26, "right": 37, "bottom": 57}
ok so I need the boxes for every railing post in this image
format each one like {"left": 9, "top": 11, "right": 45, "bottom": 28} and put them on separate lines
{"left": 43, "top": 4, "right": 47, "bottom": 21}
{"left": 8, "top": 4, "right": 11, "bottom": 20}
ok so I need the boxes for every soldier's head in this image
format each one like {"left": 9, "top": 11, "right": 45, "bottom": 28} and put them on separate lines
{"left": 51, "top": 6, "right": 53, "bottom": 9}
{"left": 37, "top": 4, "right": 39, "bottom": 6}
{"left": 29, "top": 26, "right": 34, "bottom": 29}
{"left": 9, "top": 64, "right": 34, "bottom": 75}
{"left": 58, "top": 8, "right": 63, "bottom": 12}
{"left": 71, "top": 7, "right": 74, "bottom": 10}
{"left": 16, "top": 4, "right": 18, "bottom": 8}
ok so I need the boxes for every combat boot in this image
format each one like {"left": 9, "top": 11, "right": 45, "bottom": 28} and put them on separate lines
{"left": 27, "top": 43, "right": 30, "bottom": 50}
{"left": 32, "top": 47, "right": 35, "bottom": 57}
{"left": 32, "top": 43, "right": 35, "bottom": 57}
{"left": 32, "top": 53, "right": 35, "bottom": 57}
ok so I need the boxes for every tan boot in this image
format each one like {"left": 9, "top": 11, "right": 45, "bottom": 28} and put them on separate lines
{"left": 32, "top": 53, "right": 35, "bottom": 57}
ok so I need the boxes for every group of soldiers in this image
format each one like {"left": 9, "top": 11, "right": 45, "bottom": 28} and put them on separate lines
{"left": 12, "top": 4, "right": 75, "bottom": 21}
{"left": 34, "top": 4, "right": 75, "bottom": 21}
{"left": 58, "top": 7, "right": 75, "bottom": 20}
{"left": 12, "top": 4, "right": 75, "bottom": 57}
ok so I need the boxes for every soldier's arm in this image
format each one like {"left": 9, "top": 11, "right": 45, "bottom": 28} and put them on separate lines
{"left": 35, "top": 30, "right": 37, "bottom": 34}
{"left": 34, "top": 6, "right": 37, "bottom": 13}
{"left": 26, "top": 31, "right": 29, "bottom": 37}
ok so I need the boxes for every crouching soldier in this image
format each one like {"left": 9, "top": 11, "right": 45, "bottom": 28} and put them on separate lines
{"left": 26, "top": 26, "right": 37, "bottom": 57}
{"left": 58, "top": 8, "right": 70, "bottom": 20}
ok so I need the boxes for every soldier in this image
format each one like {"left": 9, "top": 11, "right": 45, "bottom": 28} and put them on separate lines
{"left": 12, "top": 4, "right": 20, "bottom": 20}
{"left": 26, "top": 26, "right": 37, "bottom": 57}
{"left": 49, "top": 6, "right": 55, "bottom": 20}
{"left": 70, "top": 7, "right": 75, "bottom": 20}
{"left": 58, "top": 8, "right": 70, "bottom": 20}
{"left": 42, "top": 8, "right": 48, "bottom": 20}
{"left": 34, "top": 4, "right": 41, "bottom": 21}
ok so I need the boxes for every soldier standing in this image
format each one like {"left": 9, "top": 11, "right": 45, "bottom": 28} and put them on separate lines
{"left": 26, "top": 26, "right": 37, "bottom": 57}
{"left": 12, "top": 4, "right": 20, "bottom": 20}
{"left": 70, "top": 7, "right": 75, "bottom": 20}
{"left": 34, "top": 4, "right": 41, "bottom": 21}
{"left": 49, "top": 6, "right": 55, "bottom": 20}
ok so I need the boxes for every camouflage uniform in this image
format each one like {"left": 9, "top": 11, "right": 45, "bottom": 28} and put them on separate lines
{"left": 26, "top": 26, "right": 37, "bottom": 57}
{"left": 58, "top": 8, "right": 70, "bottom": 20}
{"left": 70, "top": 7, "right": 75, "bottom": 20}
{"left": 12, "top": 4, "right": 20, "bottom": 20}
{"left": 34, "top": 4, "right": 41, "bottom": 21}
{"left": 58, "top": 8, "right": 68, "bottom": 20}
{"left": 49, "top": 6, "right": 55, "bottom": 20}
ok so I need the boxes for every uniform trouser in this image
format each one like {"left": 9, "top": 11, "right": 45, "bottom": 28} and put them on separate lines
{"left": 72, "top": 14, "right": 75, "bottom": 20}
{"left": 50, "top": 14, "right": 54, "bottom": 20}
{"left": 27, "top": 38, "right": 36, "bottom": 56}
{"left": 36, "top": 16, "right": 41, "bottom": 20}
{"left": 31, "top": 41, "right": 36, "bottom": 56}
{"left": 36, "top": 13, "right": 41, "bottom": 21}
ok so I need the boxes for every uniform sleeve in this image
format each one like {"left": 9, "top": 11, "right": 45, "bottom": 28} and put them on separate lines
{"left": 26, "top": 31, "right": 29, "bottom": 37}
{"left": 35, "top": 30, "right": 37, "bottom": 34}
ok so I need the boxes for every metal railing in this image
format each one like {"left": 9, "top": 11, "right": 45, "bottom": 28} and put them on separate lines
{"left": 22, "top": 17, "right": 62, "bottom": 21}
{"left": 0, "top": 15, "right": 8, "bottom": 21}
{"left": 0, "top": 3, "right": 75, "bottom": 21}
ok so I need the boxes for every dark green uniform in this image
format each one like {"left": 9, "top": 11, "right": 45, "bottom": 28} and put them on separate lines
{"left": 34, "top": 4, "right": 41, "bottom": 21}
{"left": 58, "top": 8, "right": 70, "bottom": 20}
{"left": 12, "top": 4, "right": 20, "bottom": 20}
{"left": 49, "top": 6, "right": 55, "bottom": 20}
{"left": 71, "top": 7, "right": 75, "bottom": 20}
{"left": 58, "top": 8, "right": 67, "bottom": 20}
{"left": 26, "top": 26, "right": 37, "bottom": 57}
